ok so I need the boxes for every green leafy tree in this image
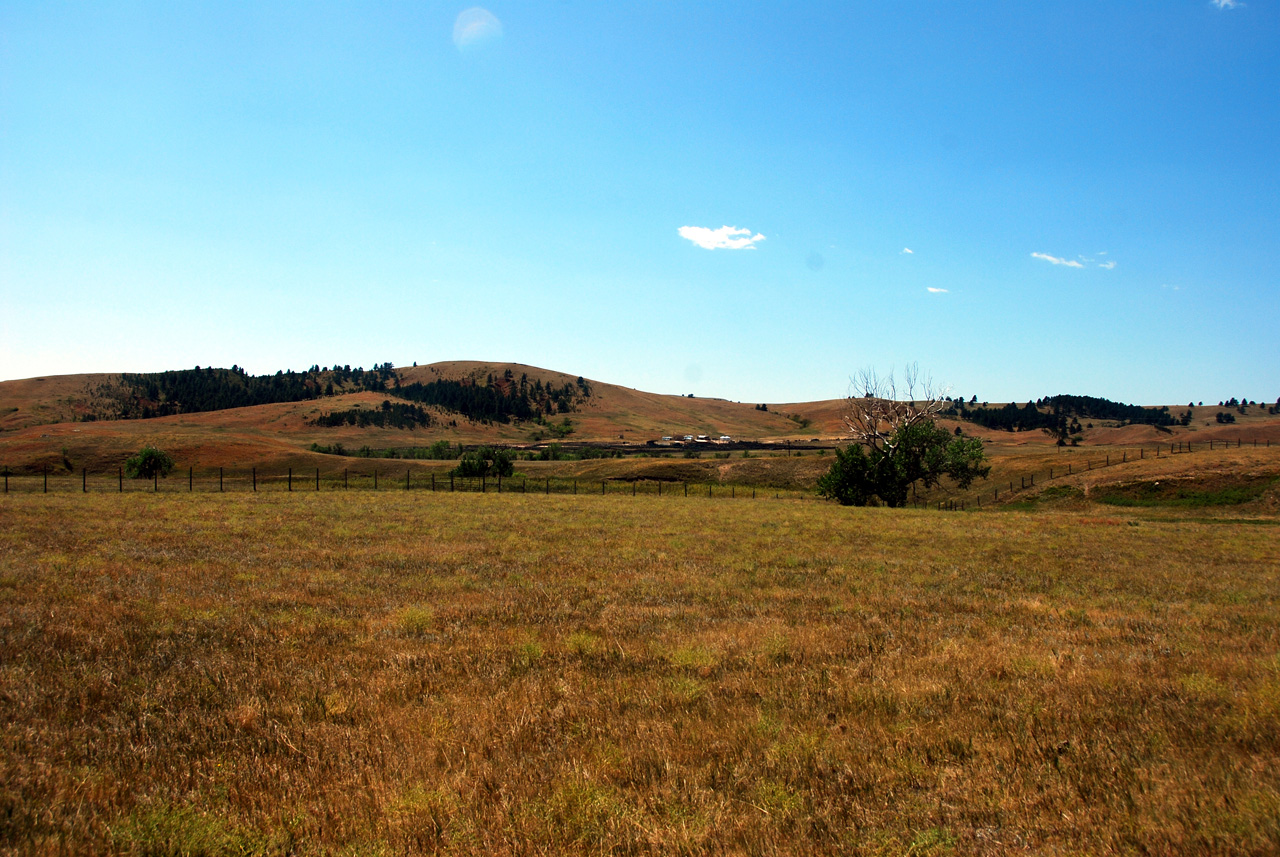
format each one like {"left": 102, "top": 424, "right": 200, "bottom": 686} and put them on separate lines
{"left": 820, "top": 366, "right": 988, "bottom": 507}
{"left": 124, "top": 446, "right": 175, "bottom": 479}
{"left": 819, "top": 420, "right": 989, "bottom": 507}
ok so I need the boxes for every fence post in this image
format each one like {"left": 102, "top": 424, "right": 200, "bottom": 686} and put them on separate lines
{"left": 708, "top": 484, "right": 712, "bottom": 498}
{"left": 433, "top": 474, "right": 437, "bottom": 492}
{"left": 119, "top": 467, "right": 123, "bottom": 493}
{"left": 220, "top": 467, "right": 224, "bottom": 492}
{"left": 84, "top": 468, "right": 88, "bottom": 493}
{"left": 3, "top": 469, "right": 7, "bottom": 494}
{"left": 253, "top": 467, "right": 257, "bottom": 492}
{"left": 1030, "top": 474, "right": 1034, "bottom": 486}
{"left": 189, "top": 466, "right": 192, "bottom": 492}
{"left": 316, "top": 468, "right": 320, "bottom": 491}
{"left": 1050, "top": 467, "right": 1053, "bottom": 479}
{"left": 497, "top": 474, "right": 501, "bottom": 494}
{"left": 574, "top": 480, "right": 577, "bottom": 495}
{"left": 407, "top": 469, "right": 411, "bottom": 491}
{"left": 602, "top": 481, "right": 605, "bottom": 495}
{"left": 451, "top": 475, "right": 454, "bottom": 492}
{"left": 153, "top": 471, "right": 157, "bottom": 493}
{"left": 482, "top": 476, "right": 486, "bottom": 493}
{"left": 374, "top": 470, "right": 378, "bottom": 490}
{"left": 344, "top": 469, "right": 348, "bottom": 490}
{"left": 44, "top": 466, "right": 48, "bottom": 494}
{"left": 546, "top": 477, "right": 549, "bottom": 495}
{"left": 288, "top": 468, "right": 292, "bottom": 492}
{"left": 632, "top": 481, "right": 636, "bottom": 496}
{"left": 1021, "top": 476, "right": 1024, "bottom": 488}
{"left": 684, "top": 482, "right": 688, "bottom": 497}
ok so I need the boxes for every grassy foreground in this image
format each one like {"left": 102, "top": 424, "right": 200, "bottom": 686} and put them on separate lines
{"left": 1, "top": 493, "right": 1278, "bottom": 855}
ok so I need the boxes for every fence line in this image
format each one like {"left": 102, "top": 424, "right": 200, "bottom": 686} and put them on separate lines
{"left": 932, "top": 435, "right": 1273, "bottom": 511}
{"left": 0, "top": 465, "right": 792, "bottom": 502}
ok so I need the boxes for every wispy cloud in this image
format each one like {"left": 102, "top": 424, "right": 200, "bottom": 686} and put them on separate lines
{"left": 678, "top": 225, "right": 766, "bottom": 250}
{"left": 901, "top": 247, "right": 914, "bottom": 255}
{"left": 927, "top": 287, "right": 948, "bottom": 293}
{"left": 1212, "top": 0, "right": 1241, "bottom": 10}
{"left": 1031, "top": 252, "right": 1084, "bottom": 268}
{"left": 1099, "top": 261, "right": 1116, "bottom": 270}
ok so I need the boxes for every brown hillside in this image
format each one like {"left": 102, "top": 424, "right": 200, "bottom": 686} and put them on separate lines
{"left": 2, "top": 363, "right": 1278, "bottom": 473}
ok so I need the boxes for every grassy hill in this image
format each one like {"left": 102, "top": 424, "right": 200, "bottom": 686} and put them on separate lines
{"left": 2, "top": 361, "right": 1278, "bottom": 497}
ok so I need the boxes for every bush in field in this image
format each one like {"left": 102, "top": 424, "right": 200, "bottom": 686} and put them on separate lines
{"left": 451, "top": 446, "right": 514, "bottom": 478}
{"left": 124, "top": 446, "right": 175, "bottom": 479}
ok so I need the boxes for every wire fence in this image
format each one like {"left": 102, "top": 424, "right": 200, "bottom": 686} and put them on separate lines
{"left": 0, "top": 464, "right": 812, "bottom": 501}
{"left": 931, "top": 436, "right": 1274, "bottom": 511}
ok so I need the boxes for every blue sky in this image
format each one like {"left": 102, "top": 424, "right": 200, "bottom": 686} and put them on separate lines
{"left": 2, "top": 1, "right": 1276, "bottom": 405}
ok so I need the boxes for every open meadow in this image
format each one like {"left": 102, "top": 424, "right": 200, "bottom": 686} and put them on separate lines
{"left": 2, "top": 488, "right": 1279, "bottom": 855}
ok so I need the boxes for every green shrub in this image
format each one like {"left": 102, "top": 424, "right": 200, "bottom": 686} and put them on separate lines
{"left": 124, "top": 446, "right": 175, "bottom": 479}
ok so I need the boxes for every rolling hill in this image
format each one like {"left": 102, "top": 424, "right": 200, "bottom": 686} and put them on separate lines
{"left": 1, "top": 360, "right": 1277, "bottom": 476}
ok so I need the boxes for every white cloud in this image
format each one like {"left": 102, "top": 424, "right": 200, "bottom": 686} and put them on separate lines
{"left": 1212, "top": 0, "right": 1241, "bottom": 9}
{"left": 1031, "top": 252, "right": 1084, "bottom": 268}
{"left": 901, "top": 247, "right": 914, "bottom": 255}
{"left": 1099, "top": 261, "right": 1116, "bottom": 270}
{"left": 927, "top": 287, "right": 948, "bottom": 293}
{"left": 677, "top": 225, "right": 766, "bottom": 250}
{"left": 453, "top": 7, "right": 502, "bottom": 50}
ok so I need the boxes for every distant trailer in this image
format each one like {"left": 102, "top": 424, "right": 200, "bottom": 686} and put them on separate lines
{"left": 718, "top": 435, "right": 732, "bottom": 442}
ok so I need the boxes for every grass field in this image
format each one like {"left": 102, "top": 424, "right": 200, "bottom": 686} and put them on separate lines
{"left": 3, "top": 490, "right": 1279, "bottom": 855}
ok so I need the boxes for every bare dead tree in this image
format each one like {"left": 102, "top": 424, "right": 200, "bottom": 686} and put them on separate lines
{"left": 843, "top": 363, "right": 949, "bottom": 452}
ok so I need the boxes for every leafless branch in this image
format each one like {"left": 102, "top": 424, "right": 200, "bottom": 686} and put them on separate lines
{"left": 843, "top": 363, "right": 950, "bottom": 451}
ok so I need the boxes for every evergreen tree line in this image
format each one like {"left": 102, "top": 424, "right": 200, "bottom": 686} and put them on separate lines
{"left": 392, "top": 375, "right": 587, "bottom": 425}
{"left": 311, "top": 400, "right": 433, "bottom": 430}
{"left": 76, "top": 363, "right": 591, "bottom": 426}
{"left": 945, "top": 394, "right": 1176, "bottom": 433}
{"left": 82, "top": 363, "right": 397, "bottom": 420}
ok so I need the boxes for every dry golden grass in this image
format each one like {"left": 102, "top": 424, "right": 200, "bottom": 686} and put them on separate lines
{"left": 2, "top": 490, "right": 1279, "bottom": 855}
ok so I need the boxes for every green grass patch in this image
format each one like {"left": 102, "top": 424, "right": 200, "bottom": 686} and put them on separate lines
{"left": 1097, "top": 475, "right": 1278, "bottom": 508}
